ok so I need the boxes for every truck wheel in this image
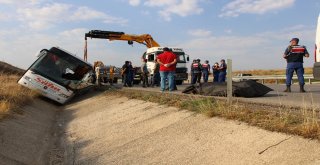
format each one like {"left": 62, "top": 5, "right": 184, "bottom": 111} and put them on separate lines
{"left": 175, "top": 80, "right": 183, "bottom": 85}
{"left": 133, "top": 80, "right": 141, "bottom": 84}
{"left": 113, "top": 78, "right": 118, "bottom": 84}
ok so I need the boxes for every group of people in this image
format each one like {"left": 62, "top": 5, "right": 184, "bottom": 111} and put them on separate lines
{"left": 140, "top": 47, "right": 177, "bottom": 91}
{"left": 190, "top": 59, "right": 227, "bottom": 84}
{"left": 121, "top": 61, "right": 135, "bottom": 87}
{"left": 140, "top": 58, "right": 161, "bottom": 88}
{"left": 121, "top": 47, "right": 177, "bottom": 91}
{"left": 121, "top": 57, "right": 162, "bottom": 88}
{"left": 121, "top": 37, "right": 310, "bottom": 93}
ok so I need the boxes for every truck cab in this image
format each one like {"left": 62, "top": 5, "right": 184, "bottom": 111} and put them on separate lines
{"left": 144, "top": 47, "right": 190, "bottom": 85}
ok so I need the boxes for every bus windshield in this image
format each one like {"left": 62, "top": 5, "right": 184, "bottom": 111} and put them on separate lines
{"left": 30, "top": 48, "right": 94, "bottom": 90}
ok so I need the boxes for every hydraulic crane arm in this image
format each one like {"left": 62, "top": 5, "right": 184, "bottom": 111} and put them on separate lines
{"left": 84, "top": 30, "right": 160, "bottom": 61}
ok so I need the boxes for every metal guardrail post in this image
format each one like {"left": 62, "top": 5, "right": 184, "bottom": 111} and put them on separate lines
{"left": 227, "top": 59, "right": 232, "bottom": 104}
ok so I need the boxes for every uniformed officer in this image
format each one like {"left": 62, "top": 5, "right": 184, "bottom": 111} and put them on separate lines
{"left": 191, "top": 59, "right": 202, "bottom": 84}
{"left": 212, "top": 62, "right": 220, "bottom": 82}
{"left": 190, "top": 59, "right": 196, "bottom": 84}
{"left": 218, "top": 59, "right": 227, "bottom": 83}
{"left": 202, "top": 60, "right": 210, "bottom": 83}
{"left": 283, "top": 38, "right": 309, "bottom": 92}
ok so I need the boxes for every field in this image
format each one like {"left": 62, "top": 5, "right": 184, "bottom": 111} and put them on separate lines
{"left": 0, "top": 62, "right": 37, "bottom": 120}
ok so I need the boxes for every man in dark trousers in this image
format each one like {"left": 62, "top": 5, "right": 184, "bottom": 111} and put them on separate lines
{"left": 218, "top": 59, "right": 227, "bottom": 83}
{"left": 141, "top": 58, "right": 149, "bottom": 87}
{"left": 202, "top": 60, "right": 210, "bottom": 83}
{"left": 283, "top": 38, "right": 309, "bottom": 92}
{"left": 121, "top": 61, "right": 132, "bottom": 87}
{"left": 191, "top": 59, "right": 202, "bottom": 84}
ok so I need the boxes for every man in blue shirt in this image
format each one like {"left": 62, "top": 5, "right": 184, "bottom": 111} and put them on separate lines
{"left": 283, "top": 38, "right": 309, "bottom": 92}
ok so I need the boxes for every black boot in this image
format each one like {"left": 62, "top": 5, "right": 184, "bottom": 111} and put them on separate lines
{"left": 300, "top": 85, "right": 306, "bottom": 93}
{"left": 284, "top": 85, "right": 291, "bottom": 92}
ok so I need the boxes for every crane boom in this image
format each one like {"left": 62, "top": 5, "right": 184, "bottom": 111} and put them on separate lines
{"left": 84, "top": 30, "right": 160, "bottom": 61}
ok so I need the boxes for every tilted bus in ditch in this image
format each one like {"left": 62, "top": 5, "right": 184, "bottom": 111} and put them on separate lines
{"left": 18, "top": 47, "right": 95, "bottom": 104}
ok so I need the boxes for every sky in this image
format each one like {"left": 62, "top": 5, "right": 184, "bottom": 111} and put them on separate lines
{"left": 0, "top": 0, "right": 319, "bottom": 70}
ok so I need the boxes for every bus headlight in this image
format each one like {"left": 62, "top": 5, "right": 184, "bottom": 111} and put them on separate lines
{"left": 24, "top": 76, "right": 32, "bottom": 81}
{"left": 58, "top": 93, "right": 69, "bottom": 98}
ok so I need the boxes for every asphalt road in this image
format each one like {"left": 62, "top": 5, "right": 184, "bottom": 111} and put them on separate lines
{"left": 126, "top": 83, "right": 320, "bottom": 109}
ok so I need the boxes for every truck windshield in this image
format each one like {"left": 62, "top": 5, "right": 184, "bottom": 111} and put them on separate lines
{"left": 29, "top": 48, "right": 94, "bottom": 90}
{"left": 174, "top": 52, "right": 186, "bottom": 63}
{"left": 155, "top": 51, "right": 186, "bottom": 63}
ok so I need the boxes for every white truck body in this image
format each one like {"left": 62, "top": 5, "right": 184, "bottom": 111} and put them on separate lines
{"left": 313, "top": 13, "right": 320, "bottom": 79}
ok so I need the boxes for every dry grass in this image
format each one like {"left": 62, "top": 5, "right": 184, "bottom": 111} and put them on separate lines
{"left": 108, "top": 89, "right": 320, "bottom": 140}
{"left": 0, "top": 74, "right": 38, "bottom": 120}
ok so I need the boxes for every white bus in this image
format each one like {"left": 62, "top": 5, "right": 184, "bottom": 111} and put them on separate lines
{"left": 18, "top": 47, "right": 95, "bottom": 104}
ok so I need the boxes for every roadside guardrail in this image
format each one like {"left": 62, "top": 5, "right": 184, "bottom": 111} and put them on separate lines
{"left": 232, "top": 74, "right": 316, "bottom": 84}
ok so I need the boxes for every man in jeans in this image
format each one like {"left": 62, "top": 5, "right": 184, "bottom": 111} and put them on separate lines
{"left": 283, "top": 38, "right": 309, "bottom": 92}
{"left": 157, "top": 47, "right": 177, "bottom": 92}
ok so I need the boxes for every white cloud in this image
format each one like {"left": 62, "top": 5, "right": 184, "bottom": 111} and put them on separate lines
{"left": 16, "top": 3, "right": 128, "bottom": 30}
{"left": 188, "top": 29, "right": 212, "bottom": 37}
{"left": 224, "top": 29, "right": 233, "bottom": 34}
{"left": 17, "top": 3, "right": 71, "bottom": 30}
{"left": 59, "top": 28, "right": 88, "bottom": 38}
{"left": 0, "top": 13, "right": 9, "bottom": 21}
{"left": 159, "top": 0, "right": 203, "bottom": 21}
{"left": 220, "top": 0, "right": 295, "bottom": 17}
{"left": 129, "top": 0, "right": 203, "bottom": 21}
{"left": 69, "top": 6, "right": 106, "bottom": 21}
{"left": 129, "top": 0, "right": 141, "bottom": 6}
{"left": 0, "top": 0, "right": 42, "bottom": 5}
{"left": 144, "top": 0, "right": 177, "bottom": 7}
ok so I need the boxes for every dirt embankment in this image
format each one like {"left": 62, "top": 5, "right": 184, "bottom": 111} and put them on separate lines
{"left": 1, "top": 92, "right": 320, "bottom": 164}
{"left": 0, "top": 99, "right": 59, "bottom": 164}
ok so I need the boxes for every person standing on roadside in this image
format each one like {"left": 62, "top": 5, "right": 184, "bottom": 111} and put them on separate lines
{"left": 157, "top": 47, "right": 177, "bottom": 92}
{"left": 190, "top": 59, "right": 196, "bottom": 84}
{"left": 218, "top": 59, "right": 227, "bottom": 83}
{"left": 152, "top": 59, "right": 160, "bottom": 87}
{"left": 141, "top": 58, "right": 149, "bottom": 88}
{"left": 212, "top": 62, "right": 220, "bottom": 82}
{"left": 191, "top": 59, "right": 202, "bottom": 84}
{"left": 121, "top": 61, "right": 132, "bottom": 87}
{"left": 128, "top": 61, "right": 134, "bottom": 86}
{"left": 202, "top": 60, "right": 210, "bottom": 83}
{"left": 283, "top": 38, "right": 309, "bottom": 92}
